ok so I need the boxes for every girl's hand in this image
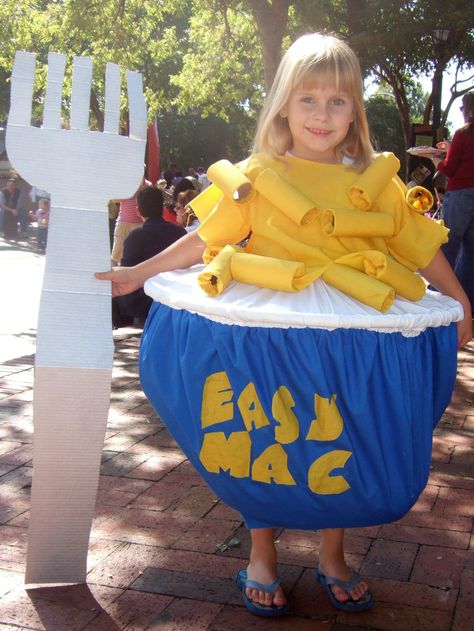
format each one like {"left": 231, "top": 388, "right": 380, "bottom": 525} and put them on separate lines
{"left": 95, "top": 233, "right": 206, "bottom": 299}
{"left": 457, "top": 310, "right": 473, "bottom": 349}
{"left": 419, "top": 250, "right": 472, "bottom": 348}
{"left": 95, "top": 267, "right": 143, "bottom": 297}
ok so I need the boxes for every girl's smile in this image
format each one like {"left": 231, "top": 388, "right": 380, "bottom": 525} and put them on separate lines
{"left": 281, "top": 82, "right": 354, "bottom": 163}
{"left": 307, "top": 128, "right": 330, "bottom": 134}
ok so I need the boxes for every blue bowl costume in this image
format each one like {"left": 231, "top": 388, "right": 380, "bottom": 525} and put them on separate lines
{"left": 139, "top": 153, "right": 463, "bottom": 530}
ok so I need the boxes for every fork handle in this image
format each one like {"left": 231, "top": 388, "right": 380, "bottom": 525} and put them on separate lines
{"left": 25, "top": 203, "right": 114, "bottom": 584}
{"left": 36, "top": 204, "right": 113, "bottom": 366}
{"left": 26, "top": 367, "right": 111, "bottom": 583}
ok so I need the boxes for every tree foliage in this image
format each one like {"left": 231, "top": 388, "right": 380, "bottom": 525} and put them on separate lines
{"left": 172, "top": 2, "right": 263, "bottom": 118}
{"left": 346, "top": 0, "right": 474, "bottom": 147}
{"left": 366, "top": 93, "right": 407, "bottom": 175}
{"left": 0, "top": 0, "right": 473, "bottom": 169}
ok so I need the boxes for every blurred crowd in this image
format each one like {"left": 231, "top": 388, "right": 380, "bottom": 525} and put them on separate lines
{"left": 0, "top": 163, "right": 210, "bottom": 256}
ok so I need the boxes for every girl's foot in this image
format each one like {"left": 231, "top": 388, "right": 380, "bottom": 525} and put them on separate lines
{"left": 317, "top": 560, "right": 370, "bottom": 605}
{"left": 245, "top": 560, "right": 287, "bottom": 608}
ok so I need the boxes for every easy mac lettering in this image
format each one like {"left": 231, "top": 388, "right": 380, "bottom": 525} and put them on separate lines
{"left": 199, "top": 370, "right": 352, "bottom": 495}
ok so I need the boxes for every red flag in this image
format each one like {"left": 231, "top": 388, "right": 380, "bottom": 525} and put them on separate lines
{"left": 146, "top": 119, "right": 160, "bottom": 185}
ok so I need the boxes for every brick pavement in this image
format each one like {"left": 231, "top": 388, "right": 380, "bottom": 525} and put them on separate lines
{"left": 0, "top": 328, "right": 472, "bottom": 630}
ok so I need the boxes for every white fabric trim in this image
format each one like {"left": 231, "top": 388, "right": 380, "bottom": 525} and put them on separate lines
{"left": 144, "top": 265, "right": 464, "bottom": 336}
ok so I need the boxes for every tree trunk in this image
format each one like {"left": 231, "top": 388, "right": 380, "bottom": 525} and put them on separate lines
{"left": 376, "top": 65, "right": 411, "bottom": 151}
{"left": 90, "top": 89, "right": 104, "bottom": 130}
{"left": 248, "top": 0, "right": 291, "bottom": 90}
{"left": 346, "top": 0, "right": 368, "bottom": 75}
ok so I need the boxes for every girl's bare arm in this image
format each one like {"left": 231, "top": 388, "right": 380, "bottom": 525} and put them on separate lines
{"left": 420, "top": 250, "right": 472, "bottom": 348}
{"left": 95, "top": 230, "right": 206, "bottom": 297}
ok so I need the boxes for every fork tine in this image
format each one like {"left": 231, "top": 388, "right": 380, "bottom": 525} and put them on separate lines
{"left": 42, "top": 52, "right": 66, "bottom": 130}
{"left": 8, "top": 51, "right": 36, "bottom": 127}
{"left": 70, "top": 56, "right": 93, "bottom": 131}
{"left": 126, "top": 70, "right": 147, "bottom": 141}
{"left": 103, "top": 62, "right": 121, "bottom": 134}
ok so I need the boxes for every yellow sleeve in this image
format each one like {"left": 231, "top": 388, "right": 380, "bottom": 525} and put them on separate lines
{"left": 381, "top": 177, "right": 449, "bottom": 271}
{"left": 197, "top": 195, "right": 251, "bottom": 246}
{"left": 189, "top": 161, "right": 252, "bottom": 247}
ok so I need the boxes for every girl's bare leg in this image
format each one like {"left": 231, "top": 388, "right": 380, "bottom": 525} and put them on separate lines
{"left": 245, "top": 528, "right": 287, "bottom": 607}
{"left": 318, "top": 528, "right": 368, "bottom": 602}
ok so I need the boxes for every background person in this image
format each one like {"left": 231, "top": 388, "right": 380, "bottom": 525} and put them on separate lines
{"left": 164, "top": 176, "right": 200, "bottom": 225}
{"left": 429, "top": 92, "right": 474, "bottom": 310}
{"left": 175, "top": 189, "right": 200, "bottom": 231}
{"left": 113, "top": 185, "right": 186, "bottom": 325}
{"left": 0, "top": 178, "right": 20, "bottom": 240}
{"left": 111, "top": 178, "right": 150, "bottom": 266}
{"left": 35, "top": 197, "right": 50, "bottom": 253}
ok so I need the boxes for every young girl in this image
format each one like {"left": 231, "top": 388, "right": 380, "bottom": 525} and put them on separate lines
{"left": 97, "top": 33, "right": 471, "bottom": 617}
{"left": 428, "top": 92, "right": 474, "bottom": 310}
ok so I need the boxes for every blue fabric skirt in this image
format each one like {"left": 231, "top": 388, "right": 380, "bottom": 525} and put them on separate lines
{"left": 139, "top": 269, "right": 460, "bottom": 529}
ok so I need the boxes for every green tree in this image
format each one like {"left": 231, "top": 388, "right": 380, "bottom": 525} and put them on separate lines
{"left": 365, "top": 93, "right": 406, "bottom": 174}
{"left": 172, "top": 2, "right": 263, "bottom": 118}
{"left": 1, "top": 0, "right": 472, "bottom": 165}
{"left": 0, "top": 0, "right": 261, "bottom": 166}
{"left": 174, "top": 0, "right": 474, "bottom": 153}
{"left": 159, "top": 109, "right": 254, "bottom": 168}
{"left": 344, "top": 0, "right": 474, "bottom": 148}
{"left": 0, "top": 0, "right": 192, "bottom": 123}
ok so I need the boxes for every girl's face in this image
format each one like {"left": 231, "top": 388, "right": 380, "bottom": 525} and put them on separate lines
{"left": 282, "top": 79, "right": 354, "bottom": 163}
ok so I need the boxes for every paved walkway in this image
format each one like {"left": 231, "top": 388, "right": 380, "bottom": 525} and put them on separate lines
{"left": 0, "top": 321, "right": 472, "bottom": 630}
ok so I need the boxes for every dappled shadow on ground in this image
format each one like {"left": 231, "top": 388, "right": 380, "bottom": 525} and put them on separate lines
{"left": 0, "top": 331, "right": 473, "bottom": 630}
{"left": 26, "top": 584, "right": 123, "bottom": 630}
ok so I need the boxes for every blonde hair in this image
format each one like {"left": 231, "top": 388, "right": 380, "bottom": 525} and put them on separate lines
{"left": 253, "top": 33, "right": 375, "bottom": 171}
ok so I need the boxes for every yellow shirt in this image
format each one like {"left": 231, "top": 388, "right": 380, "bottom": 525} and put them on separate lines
{"left": 190, "top": 152, "right": 447, "bottom": 312}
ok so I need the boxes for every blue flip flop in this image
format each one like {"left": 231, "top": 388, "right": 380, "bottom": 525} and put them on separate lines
{"left": 235, "top": 569, "right": 289, "bottom": 617}
{"left": 315, "top": 567, "right": 373, "bottom": 612}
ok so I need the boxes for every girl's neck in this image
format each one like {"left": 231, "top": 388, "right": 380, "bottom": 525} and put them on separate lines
{"left": 285, "top": 150, "right": 351, "bottom": 165}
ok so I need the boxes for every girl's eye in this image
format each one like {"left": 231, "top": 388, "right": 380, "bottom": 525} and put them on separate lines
{"left": 301, "top": 96, "right": 314, "bottom": 104}
{"left": 332, "top": 98, "right": 345, "bottom": 106}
